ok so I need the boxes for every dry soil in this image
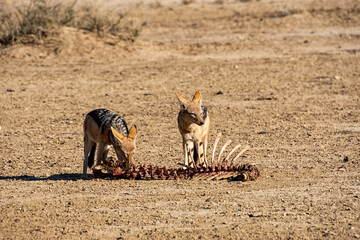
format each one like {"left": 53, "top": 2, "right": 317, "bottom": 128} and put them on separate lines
{"left": 0, "top": 0, "right": 360, "bottom": 239}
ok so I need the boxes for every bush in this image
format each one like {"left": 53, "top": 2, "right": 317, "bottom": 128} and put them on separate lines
{"left": 0, "top": 0, "right": 141, "bottom": 46}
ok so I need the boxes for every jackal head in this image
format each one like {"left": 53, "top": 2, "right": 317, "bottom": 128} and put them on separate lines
{"left": 176, "top": 90, "right": 206, "bottom": 126}
{"left": 110, "top": 125, "right": 137, "bottom": 166}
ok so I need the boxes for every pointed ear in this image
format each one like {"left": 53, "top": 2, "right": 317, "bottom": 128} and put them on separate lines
{"left": 192, "top": 90, "right": 202, "bottom": 104}
{"left": 111, "top": 127, "right": 125, "bottom": 142}
{"left": 128, "top": 125, "right": 137, "bottom": 140}
{"left": 176, "top": 92, "right": 189, "bottom": 109}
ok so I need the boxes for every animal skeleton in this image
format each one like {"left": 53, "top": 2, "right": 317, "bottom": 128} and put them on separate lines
{"left": 92, "top": 133, "right": 260, "bottom": 181}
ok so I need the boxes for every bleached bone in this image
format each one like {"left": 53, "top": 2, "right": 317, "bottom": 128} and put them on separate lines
{"left": 223, "top": 144, "right": 242, "bottom": 166}
{"left": 217, "top": 140, "right": 232, "bottom": 168}
{"left": 211, "top": 133, "right": 222, "bottom": 169}
{"left": 231, "top": 145, "right": 250, "bottom": 167}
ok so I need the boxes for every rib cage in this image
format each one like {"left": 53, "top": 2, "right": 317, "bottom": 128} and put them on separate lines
{"left": 92, "top": 133, "right": 260, "bottom": 181}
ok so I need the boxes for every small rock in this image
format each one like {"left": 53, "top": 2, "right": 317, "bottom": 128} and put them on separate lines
{"left": 334, "top": 75, "right": 341, "bottom": 80}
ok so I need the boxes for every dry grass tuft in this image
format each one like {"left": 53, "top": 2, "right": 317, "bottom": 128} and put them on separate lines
{"left": 182, "top": 0, "right": 196, "bottom": 5}
{"left": 74, "top": 3, "right": 142, "bottom": 40}
{"left": 0, "top": 0, "right": 142, "bottom": 46}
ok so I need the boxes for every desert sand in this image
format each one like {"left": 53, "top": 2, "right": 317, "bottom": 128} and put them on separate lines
{"left": 0, "top": 0, "right": 359, "bottom": 239}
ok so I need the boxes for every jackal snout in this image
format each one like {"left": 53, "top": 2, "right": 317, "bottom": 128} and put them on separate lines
{"left": 176, "top": 91, "right": 206, "bottom": 126}
{"left": 110, "top": 125, "right": 137, "bottom": 166}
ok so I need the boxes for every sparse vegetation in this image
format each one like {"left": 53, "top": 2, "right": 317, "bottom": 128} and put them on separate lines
{"left": 0, "top": 0, "right": 61, "bottom": 45}
{"left": 0, "top": 0, "right": 142, "bottom": 46}
{"left": 76, "top": 3, "right": 143, "bottom": 40}
{"left": 264, "top": 9, "right": 304, "bottom": 18}
{"left": 182, "top": 0, "right": 196, "bottom": 5}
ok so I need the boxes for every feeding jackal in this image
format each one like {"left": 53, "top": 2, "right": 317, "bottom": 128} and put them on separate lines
{"left": 176, "top": 91, "right": 210, "bottom": 168}
{"left": 82, "top": 109, "right": 137, "bottom": 178}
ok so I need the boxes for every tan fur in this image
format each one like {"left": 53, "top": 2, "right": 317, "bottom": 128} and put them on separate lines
{"left": 176, "top": 90, "right": 210, "bottom": 168}
{"left": 83, "top": 111, "right": 136, "bottom": 178}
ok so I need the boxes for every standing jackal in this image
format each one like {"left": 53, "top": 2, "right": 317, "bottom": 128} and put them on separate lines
{"left": 82, "top": 109, "right": 137, "bottom": 178}
{"left": 176, "top": 91, "right": 210, "bottom": 168}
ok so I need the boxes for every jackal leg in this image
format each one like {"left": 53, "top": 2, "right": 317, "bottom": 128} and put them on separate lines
{"left": 185, "top": 140, "right": 194, "bottom": 168}
{"left": 182, "top": 140, "right": 189, "bottom": 168}
{"left": 203, "top": 132, "right": 209, "bottom": 166}
{"left": 102, "top": 145, "right": 110, "bottom": 162}
{"left": 83, "top": 135, "right": 96, "bottom": 178}
{"left": 195, "top": 141, "right": 207, "bottom": 168}
{"left": 96, "top": 142, "right": 110, "bottom": 165}
{"left": 188, "top": 147, "right": 197, "bottom": 171}
{"left": 196, "top": 141, "right": 202, "bottom": 165}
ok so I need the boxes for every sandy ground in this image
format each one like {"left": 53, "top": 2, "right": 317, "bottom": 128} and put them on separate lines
{"left": 1, "top": 0, "right": 360, "bottom": 239}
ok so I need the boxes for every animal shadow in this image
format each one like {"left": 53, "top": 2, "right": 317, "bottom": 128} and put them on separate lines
{"left": 0, "top": 173, "right": 88, "bottom": 181}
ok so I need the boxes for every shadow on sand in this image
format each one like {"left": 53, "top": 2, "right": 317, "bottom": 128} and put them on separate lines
{"left": 0, "top": 173, "right": 90, "bottom": 181}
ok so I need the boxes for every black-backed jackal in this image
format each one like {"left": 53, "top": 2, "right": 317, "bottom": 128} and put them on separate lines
{"left": 82, "top": 109, "right": 137, "bottom": 178}
{"left": 176, "top": 91, "right": 210, "bottom": 168}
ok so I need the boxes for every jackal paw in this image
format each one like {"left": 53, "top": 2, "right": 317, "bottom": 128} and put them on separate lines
{"left": 82, "top": 174, "right": 92, "bottom": 180}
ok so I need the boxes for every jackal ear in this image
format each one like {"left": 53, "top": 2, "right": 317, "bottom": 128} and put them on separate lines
{"left": 192, "top": 90, "right": 202, "bottom": 104}
{"left": 128, "top": 125, "right": 137, "bottom": 140}
{"left": 176, "top": 92, "right": 189, "bottom": 109}
{"left": 111, "top": 127, "right": 125, "bottom": 142}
